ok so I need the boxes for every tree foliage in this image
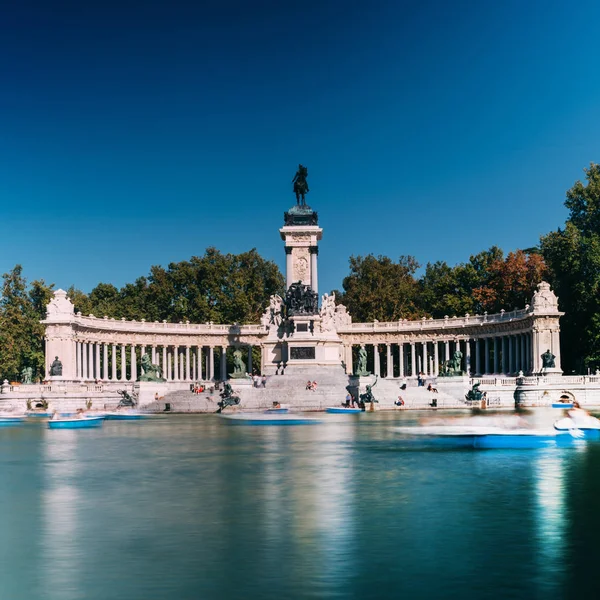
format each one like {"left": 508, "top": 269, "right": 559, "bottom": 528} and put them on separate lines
{"left": 70, "top": 247, "right": 285, "bottom": 325}
{"left": 335, "top": 254, "right": 422, "bottom": 322}
{"left": 541, "top": 163, "right": 600, "bottom": 372}
{"left": 0, "top": 266, "right": 54, "bottom": 382}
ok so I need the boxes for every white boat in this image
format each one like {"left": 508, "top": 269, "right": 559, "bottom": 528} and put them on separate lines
{"left": 554, "top": 415, "right": 600, "bottom": 439}
{"left": 221, "top": 412, "right": 322, "bottom": 425}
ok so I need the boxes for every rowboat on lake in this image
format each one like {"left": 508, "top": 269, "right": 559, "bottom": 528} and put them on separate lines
{"left": 47, "top": 416, "right": 104, "bottom": 429}
{"left": 26, "top": 411, "right": 53, "bottom": 418}
{"left": 104, "top": 411, "right": 148, "bottom": 420}
{"left": 221, "top": 413, "right": 322, "bottom": 425}
{"left": 325, "top": 407, "right": 362, "bottom": 414}
{"left": 0, "top": 415, "right": 26, "bottom": 426}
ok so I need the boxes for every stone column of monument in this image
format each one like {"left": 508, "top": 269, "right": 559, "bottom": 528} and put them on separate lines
{"left": 475, "top": 339, "right": 481, "bottom": 376}
{"left": 484, "top": 338, "right": 490, "bottom": 375}
{"left": 112, "top": 344, "right": 117, "bottom": 380}
{"left": 131, "top": 345, "right": 137, "bottom": 381}
{"left": 197, "top": 346, "right": 202, "bottom": 380}
{"left": 410, "top": 343, "right": 416, "bottom": 377}
{"left": 220, "top": 347, "right": 227, "bottom": 380}
{"left": 434, "top": 342, "right": 439, "bottom": 376}
{"left": 103, "top": 344, "right": 108, "bottom": 380}
{"left": 120, "top": 344, "right": 126, "bottom": 381}
{"left": 209, "top": 347, "right": 215, "bottom": 380}
{"left": 465, "top": 339, "right": 471, "bottom": 375}
{"left": 186, "top": 346, "right": 191, "bottom": 380}
{"left": 398, "top": 343, "right": 404, "bottom": 377}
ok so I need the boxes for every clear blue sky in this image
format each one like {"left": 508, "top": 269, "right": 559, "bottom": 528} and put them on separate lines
{"left": 1, "top": 0, "right": 599, "bottom": 296}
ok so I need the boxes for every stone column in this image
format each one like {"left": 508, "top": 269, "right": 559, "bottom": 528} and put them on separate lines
{"left": 525, "top": 334, "right": 531, "bottom": 374}
{"left": 103, "top": 343, "right": 108, "bottom": 381}
{"left": 186, "top": 346, "right": 191, "bottom": 381}
{"left": 410, "top": 343, "right": 416, "bottom": 377}
{"left": 120, "top": 344, "right": 126, "bottom": 381}
{"left": 74, "top": 341, "right": 80, "bottom": 378}
{"left": 516, "top": 335, "right": 521, "bottom": 373}
{"left": 444, "top": 340, "right": 450, "bottom": 364}
{"left": 87, "top": 343, "right": 92, "bottom": 379}
{"left": 221, "top": 346, "right": 227, "bottom": 380}
{"left": 465, "top": 339, "right": 471, "bottom": 375}
{"left": 385, "top": 344, "right": 391, "bottom": 378}
{"left": 285, "top": 247, "right": 293, "bottom": 289}
{"left": 509, "top": 336, "right": 514, "bottom": 375}
{"left": 83, "top": 342, "right": 89, "bottom": 380}
{"left": 484, "top": 338, "right": 490, "bottom": 375}
{"left": 434, "top": 341, "right": 439, "bottom": 376}
{"left": 247, "top": 345, "right": 253, "bottom": 375}
{"left": 197, "top": 346, "right": 203, "bottom": 380}
{"left": 209, "top": 347, "right": 215, "bottom": 380}
{"left": 420, "top": 343, "right": 425, "bottom": 375}
{"left": 111, "top": 344, "right": 117, "bottom": 380}
{"left": 346, "top": 345, "right": 353, "bottom": 375}
{"left": 162, "top": 346, "right": 167, "bottom": 380}
{"left": 310, "top": 247, "right": 318, "bottom": 295}
{"left": 475, "top": 339, "right": 481, "bottom": 376}
{"left": 398, "top": 343, "right": 404, "bottom": 377}
{"left": 374, "top": 344, "right": 381, "bottom": 377}
{"left": 151, "top": 346, "right": 156, "bottom": 364}
{"left": 166, "top": 350, "right": 171, "bottom": 380}
{"left": 140, "top": 345, "right": 146, "bottom": 358}
{"left": 130, "top": 345, "right": 137, "bottom": 381}
{"left": 501, "top": 337, "right": 507, "bottom": 374}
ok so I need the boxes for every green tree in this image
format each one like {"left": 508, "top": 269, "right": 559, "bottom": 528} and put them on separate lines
{"left": 336, "top": 254, "right": 421, "bottom": 322}
{"left": 0, "top": 266, "right": 54, "bottom": 381}
{"left": 541, "top": 163, "right": 600, "bottom": 372}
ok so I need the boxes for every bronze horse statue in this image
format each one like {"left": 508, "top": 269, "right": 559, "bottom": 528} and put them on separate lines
{"left": 292, "top": 164, "right": 309, "bottom": 206}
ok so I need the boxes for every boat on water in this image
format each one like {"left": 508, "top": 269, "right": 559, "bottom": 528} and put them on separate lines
{"left": 552, "top": 402, "right": 574, "bottom": 409}
{"left": 47, "top": 416, "right": 104, "bottom": 429}
{"left": 104, "top": 411, "right": 148, "bottom": 420}
{"left": 325, "top": 407, "right": 362, "bottom": 414}
{"left": 26, "top": 411, "right": 53, "bottom": 418}
{"left": 394, "top": 425, "right": 577, "bottom": 449}
{"left": 264, "top": 407, "right": 289, "bottom": 413}
{"left": 221, "top": 412, "right": 322, "bottom": 425}
{"left": 0, "top": 414, "right": 26, "bottom": 426}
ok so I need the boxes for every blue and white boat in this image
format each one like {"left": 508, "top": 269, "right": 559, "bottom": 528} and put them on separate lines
{"left": 47, "top": 416, "right": 104, "bottom": 429}
{"left": 264, "top": 407, "right": 289, "bottom": 413}
{"left": 325, "top": 407, "right": 362, "bottom": 414}
{"left": 0, "top": 415, "right": 26, "bottom": 426}
{"left": 552, "top": 402, "right": 574, "bottom": 409}
{"left": 221, "top": 412, "right": 321, "bottom": 425}
{"left": 394, "top": 426, "right": 577, "bottom": 449}
{"left": 26, "top": 411, "right": 53, "bottom": 418}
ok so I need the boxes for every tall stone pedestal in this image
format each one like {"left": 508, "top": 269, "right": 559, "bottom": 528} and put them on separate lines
{"left": 135, "top": 381, "right": 169, "bottom": 407}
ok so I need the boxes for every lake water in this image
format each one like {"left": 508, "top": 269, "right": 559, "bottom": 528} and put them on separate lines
{"left": 1, "top": 410, "right": 599, "bottom": 600}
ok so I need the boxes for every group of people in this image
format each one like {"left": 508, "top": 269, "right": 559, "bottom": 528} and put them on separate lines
{"left": 190, "top": 384, "right": 206, "bottom": 394}
{"left": 253, "top": 374, "right": 267, "bottom": 388}
{"left": 305, "top": 380, "right": 318, "bottom": 391}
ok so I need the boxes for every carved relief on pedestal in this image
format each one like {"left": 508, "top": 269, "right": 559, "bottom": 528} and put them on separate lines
{"left": 293, "top": 247, "right": 310, "bottom": 284}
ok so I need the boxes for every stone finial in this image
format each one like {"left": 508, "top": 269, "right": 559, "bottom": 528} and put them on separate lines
{"left": 531, "top": 281, "right": 559, "bottom": 313}
{"left": 46, "top": 289, "right": 75, "bottom": 319}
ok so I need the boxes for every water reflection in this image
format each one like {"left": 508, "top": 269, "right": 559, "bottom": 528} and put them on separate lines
{"left": 42, "top": 429, "right": 82, "bottom": 600}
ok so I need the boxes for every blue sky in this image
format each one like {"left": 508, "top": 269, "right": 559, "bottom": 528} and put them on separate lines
{"left": 1, "top": 0, "right": 599, "bottom": 296}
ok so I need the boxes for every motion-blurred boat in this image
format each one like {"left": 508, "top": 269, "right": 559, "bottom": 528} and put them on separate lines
{"left": 325, "top": 407, "right": 362, "bottom": 414}
{"left": 554, "top": 415, "right": 600, "bottom": 439}
{"left": 221, "top": 413, "right": 321, "bottom": 425}
{"left": 104, "top": 411, "right": 148, "bottom": 420}
{"left": 394, "top": 425, "right": 577, "bottom": 449}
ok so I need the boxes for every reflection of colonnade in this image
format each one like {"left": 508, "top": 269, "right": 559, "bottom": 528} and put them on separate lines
{"left": 72, "top": 342, "right": 260, "bottom": 382}
{"left": 341, "top": 333, "right": 535, "bottom": 378}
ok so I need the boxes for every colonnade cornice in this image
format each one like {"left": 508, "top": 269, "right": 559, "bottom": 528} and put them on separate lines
{"left": 43, "top": 315, "right": 268, "bottom": 337}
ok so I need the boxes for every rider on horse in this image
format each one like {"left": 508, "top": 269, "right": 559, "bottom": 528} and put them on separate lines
{"left": 292, "top": 164, "right": 309, "bottom": 206}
